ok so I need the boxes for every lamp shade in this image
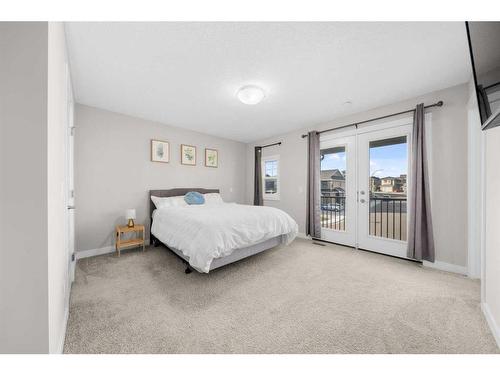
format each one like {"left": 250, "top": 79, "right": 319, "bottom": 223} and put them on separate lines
{"left": 125, "top": 209, "right": 136, "bottom": 220}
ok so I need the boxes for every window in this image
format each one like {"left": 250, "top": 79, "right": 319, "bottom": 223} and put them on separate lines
{"left": 262, "top": 155, "right": 280, "bottom": 200}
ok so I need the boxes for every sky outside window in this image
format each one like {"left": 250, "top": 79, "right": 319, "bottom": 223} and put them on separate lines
{"left": 265, "top": 160, "right": 278, "bottom": 177}
{"left": 321, "top": 143, "right": 407, "bottom": 178}
{"left": 369, "top": 142, "right": 407, "bottom": 178}
{"left": 321, "top": 150, "right": 346, "bottom": 171}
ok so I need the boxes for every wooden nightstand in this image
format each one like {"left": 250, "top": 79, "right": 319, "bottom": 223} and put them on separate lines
{"left": 115, "top": 224, "right": 145, "bottom": 257}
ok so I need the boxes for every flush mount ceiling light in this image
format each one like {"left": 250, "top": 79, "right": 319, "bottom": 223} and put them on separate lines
{"left": 237, "top": 85, "right": 266, "bottom": 105}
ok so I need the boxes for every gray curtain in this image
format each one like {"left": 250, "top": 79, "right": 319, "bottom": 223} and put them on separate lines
{"left": 254, "top": 146, "right": 263, "bottom": 206}
{"left": 306, "top": 131, "right": 321, "bottom": 237}
{"left": 407, "top": 103, "right": 435, "bottom": 262}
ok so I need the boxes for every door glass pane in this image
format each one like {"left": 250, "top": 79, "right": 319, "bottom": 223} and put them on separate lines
{"left": 369, "top": 136, "right": 408, "bottom": 241}
{"left": 320, "top": 146, "right": 346, "bottom": 231}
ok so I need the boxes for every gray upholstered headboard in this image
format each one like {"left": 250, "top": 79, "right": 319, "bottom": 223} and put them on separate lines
{"left": 149, "top": 188, "right": 219, "bottom": 218}
{"left": 149, "top": 188, "right": 219, "bottom": 243}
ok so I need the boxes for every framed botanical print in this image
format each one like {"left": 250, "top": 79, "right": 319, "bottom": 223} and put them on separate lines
{"left": 151, "top": 140, "right": 170, "bottom": 163}
{"left": 181, "top": 144, "right": 196, "bottom": 165}
{"left": 205, "top": 148, "right": 218, "bottom": 168}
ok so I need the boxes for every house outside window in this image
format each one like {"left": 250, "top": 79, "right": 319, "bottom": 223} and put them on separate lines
{"left": 262, "top": 155, "right": 280, "bottom": 200}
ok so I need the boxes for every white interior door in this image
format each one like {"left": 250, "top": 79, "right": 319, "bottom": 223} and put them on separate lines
{"left": 319, "top": 130, "right": 357, "bottom": 247}
{"left": 66, "top": 63, "right": 76, "bottom": 282}
{"left": 357, "top": 123, "right": 412, "bottom": 258}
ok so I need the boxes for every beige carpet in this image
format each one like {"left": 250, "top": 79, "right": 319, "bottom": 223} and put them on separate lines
{"left": 64, "top": 239, "right": 499, "bottom": 354}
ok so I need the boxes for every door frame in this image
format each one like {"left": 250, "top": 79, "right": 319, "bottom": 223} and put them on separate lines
{"left": 356, "top": 121, "right": 412, "bottom": 258}
{"left": 65, "top": 62, "right": 76, "bottom": 283}
{"left": 319, "top": 115, "right": 426, "bottom": 259}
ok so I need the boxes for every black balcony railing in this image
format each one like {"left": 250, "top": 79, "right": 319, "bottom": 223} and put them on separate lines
{"left": 369, "top": 197, "right": 407, "bottom": 241}
{"left": 320, "top": 194, "right": 407, "bottom": 241}
{"left": 320, "top": 195, "right": 346, "bottom": 231}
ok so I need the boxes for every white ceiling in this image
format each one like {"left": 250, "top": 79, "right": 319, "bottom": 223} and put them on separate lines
{"left": 65, "top": 22, "right": 471, "bottom": 143}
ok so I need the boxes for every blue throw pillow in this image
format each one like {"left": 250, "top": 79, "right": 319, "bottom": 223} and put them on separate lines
{"left": 184, "top": 191, "right": 205, "bottom": 205}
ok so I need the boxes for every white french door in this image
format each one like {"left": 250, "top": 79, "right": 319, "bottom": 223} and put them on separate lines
{"left": 357, "top": 124, "right": 411, "bottom": 258}
{"left": 320, "top": 118, "right": 412, "bottom": 259}
{"left": 320, "top": 129, "right": 357, "bottom": 247}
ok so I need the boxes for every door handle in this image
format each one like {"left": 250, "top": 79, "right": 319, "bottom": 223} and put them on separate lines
{"left": 67, "top": 205, "right": 75, "bottom": 210}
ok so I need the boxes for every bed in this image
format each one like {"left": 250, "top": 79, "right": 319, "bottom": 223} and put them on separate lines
{"left": 149, "top": 188, "right": 298, "bottom": 273}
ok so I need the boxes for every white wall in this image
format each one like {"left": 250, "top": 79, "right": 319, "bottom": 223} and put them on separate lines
{"left": 467, "top": 78, "right": 484, "bottom": 279}
{"left": 74, "top": 105, "right": 247, "bottom": 253}
{"left": 47, "top": 22, "right": 72, "bottom": 354}
{"left": 0, "top": 22, "right": 71, "bottom": 354}
{"left": 246, "top": 83, "right": 470, "bottom": 268}
{"left": 0, "top": 22, "right": 50, "bottom": 353}
{"left": 483, "top": 123, "right": 500, "bottom": 347}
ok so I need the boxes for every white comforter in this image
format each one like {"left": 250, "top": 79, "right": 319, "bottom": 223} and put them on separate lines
{"left": 151, "top": 203, "right": 298, "bottom": 272}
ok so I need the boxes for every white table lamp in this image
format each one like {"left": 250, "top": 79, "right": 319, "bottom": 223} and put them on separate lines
{"left": 125, "top": 208, "right": 136, "bottom": 228}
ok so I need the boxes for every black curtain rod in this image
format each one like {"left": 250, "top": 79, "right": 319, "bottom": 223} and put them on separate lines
{"left": 301, "top": 101, "right": 443, "bottom": 138}
{"left": 257, "top": 141, "right": 282, "bottom": 149}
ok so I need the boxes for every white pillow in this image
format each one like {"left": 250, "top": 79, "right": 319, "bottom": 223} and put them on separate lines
{"left": 151, "top": 195, "right": 188, "bottom": 209}
{"left": 204, "top": 193, "right": 224, "bottom": 205}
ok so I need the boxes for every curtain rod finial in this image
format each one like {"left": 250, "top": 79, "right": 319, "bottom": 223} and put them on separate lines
{"left": 437, "top": 100, "right": 444, "bottom": 107}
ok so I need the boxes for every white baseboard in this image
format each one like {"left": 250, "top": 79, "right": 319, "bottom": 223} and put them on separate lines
{"left": 76, "top": 245, "right": 115, "bottom": 259}
{"left": 422, "top": 260, "right": 467, "bottom": 275}
{"left": 76, "top": 239, "right": 151, "bottom": 260}
{"left": 296, "top": 232, "right": 310, "bottom": 240}
{"left": 482, "top": 303, "right": 500, "bottom": 349}
{"left": 294, "top": 237, "right": 467, "bottom": 277}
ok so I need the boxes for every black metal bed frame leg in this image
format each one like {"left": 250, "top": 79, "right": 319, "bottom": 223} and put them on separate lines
{"left": 151, "top": 234, "right": 193, "bottom": 274}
